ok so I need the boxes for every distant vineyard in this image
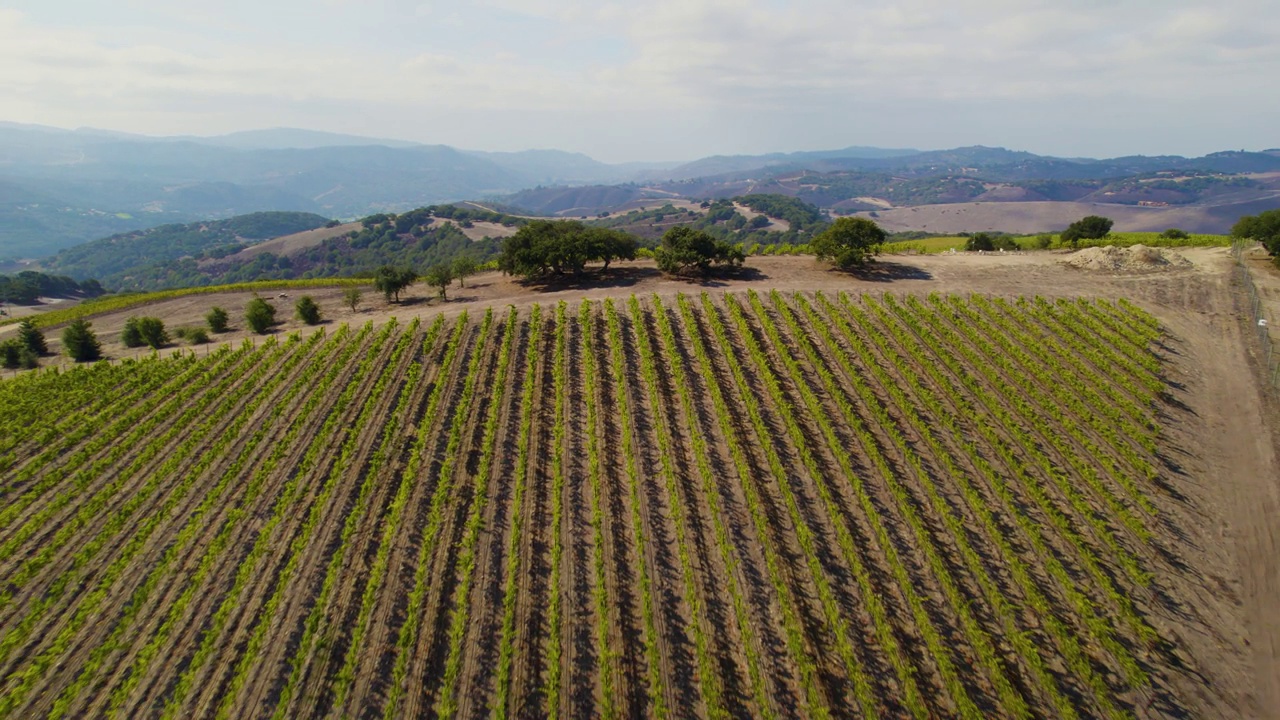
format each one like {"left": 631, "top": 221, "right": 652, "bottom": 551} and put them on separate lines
{"left": 1, "top": 277, "right": 369, "bottom": 329}
{"left": 0, "top": 291, "right": 1187, "bottom": 718}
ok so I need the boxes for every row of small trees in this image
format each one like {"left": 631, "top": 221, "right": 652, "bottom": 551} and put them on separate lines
{"left": 372, "top": 256, "right": 480, "bottom": 303}
{"left": 31, "top": 294, "right": 332, "bottom": 365}
{"left": 13, "top": 216, "right": 892, "bottom": 368}
{"left": 492, "top": 217, "right": 888, "bottom": 279}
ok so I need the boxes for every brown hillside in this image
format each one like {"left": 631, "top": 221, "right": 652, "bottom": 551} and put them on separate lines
{"left": 858, "top": 199, "right": 1280, "bottom": 234}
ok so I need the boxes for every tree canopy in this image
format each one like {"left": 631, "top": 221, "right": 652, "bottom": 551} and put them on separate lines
{"left": 811, "top": 217, "right": 886, "bottom": 267}
{"left": 62, "top": 319, "right": 102, "bottom": 362}
{"left": 245, "top": 297, "right": 277, "bottom": 334}
{"left": 373, "top": 266, "right": 418, "bottom": 303}
{"left": 0, "top": 271, "right": 103, "bottom": 305}
{"left": 1232, "top": 209, "right": 1280, "bottom": 255}
{"left": 16, "top": 319, "right": 47, "bottom": 355}
{"left": 654, "top": 226, "right": 746, "bottom": 276}
{"left": 498, "top": 221, "right": 638, "bottom": 278}
{"left": 1061, "top": 215, "right": 1113, "bottom": 248}
{"left": 423, "top": 264, "right": 454, "bottom": 299}
{"left": 451, "top": 256, "right": 479, "bottom": 288}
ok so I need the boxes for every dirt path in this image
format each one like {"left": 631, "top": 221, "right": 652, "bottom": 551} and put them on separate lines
{"left": 1158, "top": 296, "right": 1280, "bottom": 718}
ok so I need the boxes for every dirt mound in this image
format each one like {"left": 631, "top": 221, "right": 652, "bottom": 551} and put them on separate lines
{"left": 1060, "top": 244, "right": 1194, "bottom": 273}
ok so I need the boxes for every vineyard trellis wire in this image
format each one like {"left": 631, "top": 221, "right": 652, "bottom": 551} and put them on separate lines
{"left": 1232, "top": 238, "right": 1280, "bottom": 394}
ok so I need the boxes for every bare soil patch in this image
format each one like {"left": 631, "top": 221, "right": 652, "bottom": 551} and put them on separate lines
{"left": 1060, "top": 244, "right": 1194, "bottom": 273}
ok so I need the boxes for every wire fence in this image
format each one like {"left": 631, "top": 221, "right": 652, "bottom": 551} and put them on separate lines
{"left": 1232, "top": 238, "right": 1280, "bottom": 394}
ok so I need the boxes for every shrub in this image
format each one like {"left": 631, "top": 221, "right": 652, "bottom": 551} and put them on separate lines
{"left": 1161, "top": 228, "right": 1190, "bottom": 240}
{"left": 245, "top": 297, "right": 277, "bottom": 334}
{"left": 1, "top": 339, "right": 38, "bottom": 369}
{"left": 206, "top": 306, "right": 230, "bottom": 333}
{"left": 174, "top": 327, "right": 211, "bottom": 344}
{"left": 121, "top": 316, "right": 169, "bottom": 349}
{"left": 121, "top": 317, "right": 144, "bottom": 348}
{"left": 342, "top": 287, "right": 362, "bottom": 312}
{"left": 295, "top": 296, "right": 322, "bottom": 325}
{"left": 1035, "top": 233, "right": 1054, "bottom": 249}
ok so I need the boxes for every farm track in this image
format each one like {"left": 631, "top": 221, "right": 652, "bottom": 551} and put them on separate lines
{"left": 394, "top": 312, "right": 499, "bottom": 719}
{"left": 560, "top": 312, "right": 599, "bottom": 719}
{"left": 645, "top": 294, "right": 783, "bottom": 712}
{"left": 715, "top": 292, "right": 991, "bottom": 717}
{"left": 604, "top": 302, "right": 680, "bottom": 717}
{"left": 577, "top": 302, "right": 638, "bottom": 718}
{"left": 266, "top": 321, "right": 449, "bottom": 717}
{"left": 0, "top": 290, "right": 1253, "bottom": 719}
{"left": 269, "top": 322, "right": 446, "bottom": 717}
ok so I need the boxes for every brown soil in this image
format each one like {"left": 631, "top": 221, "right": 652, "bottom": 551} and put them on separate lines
{"left": 856, "top": 200, "right": 1280, "bottom": 234}
{"left": 225, "top": 222, "right": 362, "bottom": 261}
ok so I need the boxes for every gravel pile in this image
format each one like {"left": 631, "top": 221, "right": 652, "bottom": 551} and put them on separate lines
{"left": 1060, "top": 244, "right": 1194, "bottom": 273}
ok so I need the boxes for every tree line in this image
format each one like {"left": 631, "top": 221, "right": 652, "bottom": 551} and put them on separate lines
{"left": 0, "top": 272, "right": 105, "bottom": 306}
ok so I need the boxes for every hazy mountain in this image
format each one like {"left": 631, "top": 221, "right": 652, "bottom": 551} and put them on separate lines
{"left": 4, "top": 123, "right": 1280, "bottom": 259}
{"left": 654, "top": 145, "right": 920, "bottom": 181}
{"left": 0, "top": 125, "right": 687, "bottom": 258}
{"left": 40, "top": 211, "right": 331, "bottom": 283}
{"left": 466, "top": 149, "right": 638, "bottom": 185}
{"left": 184, "top": 127, "right": 424, "bottom": 150}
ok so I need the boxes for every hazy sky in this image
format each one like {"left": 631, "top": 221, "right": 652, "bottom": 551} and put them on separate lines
{"left": 3, "top": 1, "right": 1277, "bottom": 162}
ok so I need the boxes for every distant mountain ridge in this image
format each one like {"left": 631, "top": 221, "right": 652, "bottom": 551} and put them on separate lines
{"left": 2, "top": 122, "right": 1278, "bottom": 258}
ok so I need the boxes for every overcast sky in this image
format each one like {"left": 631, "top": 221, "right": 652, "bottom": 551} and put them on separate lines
{"left": 2, "top": 1, "right": 1277, "bottom": 163}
